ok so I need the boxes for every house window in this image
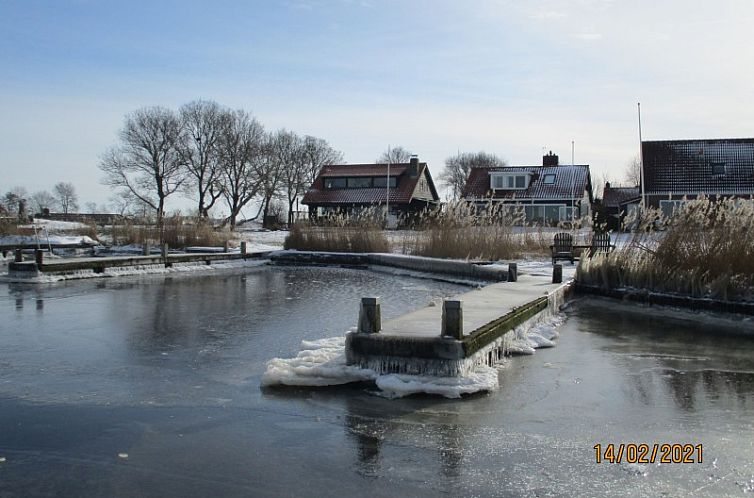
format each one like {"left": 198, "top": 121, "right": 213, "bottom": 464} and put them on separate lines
{"left": 711, "top": 162, "right": 726, "bottom": 176}
{"left": 373, "top": 176, "right": 397, "bottom": 188}
{"left": 491, "top": 173, "right": 528, "bottom": 190}
{"left": 324, "top": 178, "right": 346, "bottom": 189}
{"left": 543, "top": 174, "right": 556, "bottom": 185}
{"left": 660, "top": 200, "right": 686, "bottom": 217}
{"left": 346, "top": 177, "right": 373, "bottom": 188}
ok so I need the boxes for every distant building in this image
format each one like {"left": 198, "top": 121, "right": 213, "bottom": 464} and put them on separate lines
{"left": 36, "top": 208, "right": 123, "bottom": 226}
{"left": 302, "top": 156, "right": 440, "bottom": 226}
{"left": 462, "top": 152, "right": 593, "bottom": 225}
{"left": 642, "top": 138, "right": 754, "bottom": 216}
{"left": 600, "top": 183, "right": 640, "bottom": 231}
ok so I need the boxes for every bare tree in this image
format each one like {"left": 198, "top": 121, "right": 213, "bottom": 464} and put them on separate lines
{"left": 3, "top": 187, "right": 29, "bottom": 214}
{"left": 85, "top": 202, "right": 99, "bottom": 214}
{"left": 258, "top": 130, "right": 289, "bottom": 228}
{"left": 99, "top": 106, "right": 186, "bottom": 229}
{"left": 624, "top": 156, "right": 641, "bottom": 187}
{"left": 302, "top": 135, "right": 344, "bottom": 185}
{"left": 376, "top": 145, "right": 412, "bottom": 164}
{"left": 54, "top": 182, "right": 79, "bottom": 214}
{"left": 217, "top": 109, "right": 266, "bottom": 230}
{"left": 440, "top": 151, "right": 506, "bottom": 200}
{"left": 31, "top": 190, "right": 56, "bottom": 214}
{"left": 178, "top": 100, "right": 224, "bottom": 218}
{"left": 275, "top": 130, "right": 308, "bottom": 226}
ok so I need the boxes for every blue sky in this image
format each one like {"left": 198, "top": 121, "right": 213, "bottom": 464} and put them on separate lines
{"left": 2, "top": 0, "right": 754, "bottom": 212}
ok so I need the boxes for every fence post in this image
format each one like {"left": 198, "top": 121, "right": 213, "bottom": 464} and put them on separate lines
{"left": 358, "top": 297, "right": 381, "bottom": 334}
{"left": 441, "top": 300, "right": 463, "bottom": 339}
{"left": 553, "top": 264, "right": 563, "bottom": 283}
{"left": 508, "top": 263, "right": 518, "bottom": 282}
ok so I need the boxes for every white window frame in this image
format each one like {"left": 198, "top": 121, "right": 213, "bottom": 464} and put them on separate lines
{"left": 491, "top": 173, "right": 529, "bottom": 190}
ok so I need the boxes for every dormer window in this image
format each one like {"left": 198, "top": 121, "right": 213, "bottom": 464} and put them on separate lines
{"left": 543, "top": 174, "right": 556, "bottom": 185}
{"left": 711, "top": 162, "right": 726, "bottom": 176}
{"left": 491, "top": 173, "right": 529, "bottom": 190}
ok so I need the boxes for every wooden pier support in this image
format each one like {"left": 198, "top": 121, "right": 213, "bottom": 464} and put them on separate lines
{"left": 35, "top": 249, "right": 44, "bottom": 267}
{"left": 441, "top": 299, "right": 463, "bottom": 339}
{"left": 358, "top": 297, "right": 381, "bottom": 334}
{"left": 14, "top": 249, "right": 23, "bottom": 263}
{"left": 223, "top": 241, "right": 230, "bottom": 253}
{"left": 241, "top": 241, "right": 247, "bottom": 258}
{"left": 553, "top": 264, "right": 562, "bottom": 284}
{"left": 508, "top": 263, "right": 518, "bottom": 282}
{"left": 142, "top": 243, "right": 150, "bottom": 256}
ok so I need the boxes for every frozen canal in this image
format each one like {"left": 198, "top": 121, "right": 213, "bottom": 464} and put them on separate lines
{"left": 1, "top": 266, "right": 754, "bottom": 497}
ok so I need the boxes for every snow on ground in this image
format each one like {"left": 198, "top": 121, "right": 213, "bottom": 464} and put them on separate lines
{"left": 0, "top": 234, "right": 97, "bottom": 246}
{"left": 233, "top": 229, "right": 287, "bottom": 252}
{"left": 21, "top": 219, "right": 92, "bottom": 230}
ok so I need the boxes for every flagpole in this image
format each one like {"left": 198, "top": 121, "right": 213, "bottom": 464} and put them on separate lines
{"left": 638, "top": 102, "right": 645, "bottom": 208}
{"left": 386, "top": 145, "right": 390, "bottom": 227}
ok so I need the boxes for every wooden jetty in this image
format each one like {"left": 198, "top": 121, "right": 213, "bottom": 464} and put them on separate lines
{"left": 346, "top": 273, "right": 572, "bottom": 376}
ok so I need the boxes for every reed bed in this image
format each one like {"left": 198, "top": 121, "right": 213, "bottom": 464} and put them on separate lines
{"left": 577, "top": 196, "right": 754, "bottom": 301}
{"left": 284, "top": 210, "right": 389, "bottom": 253}
{"left": 107, "top": 215, "right": 231, "bottom": 248}
{"left": 403, "top": 202, "right": 560, "bottom": 260}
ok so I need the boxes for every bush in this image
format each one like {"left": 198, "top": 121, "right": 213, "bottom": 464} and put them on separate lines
{"left": 106, "top": 215, "right": 231, "bottom": 249}
{"left": 577, "top": 196, "right": 754, "bottom": 301}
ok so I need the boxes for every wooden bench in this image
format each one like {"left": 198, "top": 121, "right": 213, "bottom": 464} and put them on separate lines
{"left": 550, "top": 232, "right": 575, "bottom": 265}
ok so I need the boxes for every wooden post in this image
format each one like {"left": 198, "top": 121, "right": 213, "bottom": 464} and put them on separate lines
{"left": 35, "top": 249, "right": 44, "bottom": 267}
{"left": 358, "top": 297, "right": 381, "bottom": 334}
{"left": 223, "top": 241, "right": 230, "bottom": 253}
{"left": 508, "top": 263, "right": 518, "bottom": 282}
{"left": 142, "top": 243, "right": 149, "bottom": 256}
{"left": 553, "top": 264, "right": 563, "bottom": 283}
{"left": 161, "top": 243, "right": 169, "bottom": 258}
{"left": 441, "top": 300, "right": 463, "bottom": 339}
{"left": 240, "top": 241, "right": 247, "bottom": 258}
{"left": 14, "top": 249, "right": 23, "bottom": 263}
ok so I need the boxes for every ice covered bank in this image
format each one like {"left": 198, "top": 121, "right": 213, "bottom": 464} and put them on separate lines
{"left": 262, "top": 274, "right": 571, "bottom": 398}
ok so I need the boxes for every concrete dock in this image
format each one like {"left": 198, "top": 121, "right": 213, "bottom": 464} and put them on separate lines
{"left": 346, "top": 273, "right": 572, "bottom": 376}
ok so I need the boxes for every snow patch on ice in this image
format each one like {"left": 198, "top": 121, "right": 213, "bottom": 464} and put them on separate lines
{"left": 375, "top": 366, "right": 499, "bottom": 399}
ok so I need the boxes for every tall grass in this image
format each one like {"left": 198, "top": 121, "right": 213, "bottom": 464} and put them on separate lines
{"left": 403, "top": 201, "right": 555, "bottom": 260}
{"left": 107, "top": 215, "right": 231, "bottom": 248}
{"left": 284, "top": 209, "right": 389, "bottom": 253}
{"left": 577, "top": 196, "right": 754, "bottom": 301}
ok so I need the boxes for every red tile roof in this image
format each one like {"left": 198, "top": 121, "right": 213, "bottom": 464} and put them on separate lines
{"left": 302, "top": 162, "right": 439, "bottom": 206}
{"left": 642, "top": 139, "right": 754, "bottom": 195}
{"left": 462, "top": 165, "right": 592, "bottom": 201}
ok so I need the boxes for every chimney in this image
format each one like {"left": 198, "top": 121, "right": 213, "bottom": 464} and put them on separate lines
{"left": 409, "top": 155, "right": 419, "bottom": 178}
{"left": 543, "top": 151, "right": 559, "bottom": 167}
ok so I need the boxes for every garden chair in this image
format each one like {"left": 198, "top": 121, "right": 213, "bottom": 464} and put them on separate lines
{"left": 550, "top": 232, "right": 574, "bottom": 265}
{"left": 588, "top": 232, "right": 615, "bottom": 257}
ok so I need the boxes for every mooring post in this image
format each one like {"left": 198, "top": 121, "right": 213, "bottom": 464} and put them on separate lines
{"left": 35, "top": 249, "right": 44, "bottom": 267}
{"left": 223, "top": 241, "right": 230, "bottom": 253}
{"left": 14, "top": 249, "right": 23, "bottom": 263}
{"left": 508, "top": 262, "right": 518, "bottom": 282}
{"left": 240, "top": 241, "right": 247, "bottom": 259}
{"left": 161, "top": 243, "right": 169, "bottom": 258}
{"left": 142, "top": 243, "right": 149, "bottom": 256}
{"left": 441, "top": 300, "right": 463, "bottom": 339}
{"left": 358, "top": 297, "right": 381, "bottom": 334}
{"left": 553, "top": 264, "right": 563, "bottom": 284}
